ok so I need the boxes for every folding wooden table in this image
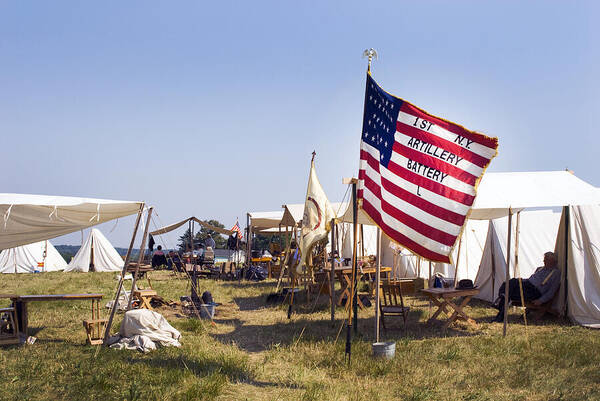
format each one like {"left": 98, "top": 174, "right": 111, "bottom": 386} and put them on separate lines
{"left": 421, "top": 287, "right": 480, "bottom": 329}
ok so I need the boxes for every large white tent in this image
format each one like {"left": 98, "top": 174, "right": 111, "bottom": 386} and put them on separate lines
{"left": 0, "top": 193, "right": 143, "bottom": 250}
{"left": 474, "top": 210, "right": 562, "bottom": 302}
{"left": 65, "top": 229, "right": 124, "bottom": 272}
{"left": 0, "top": 240, "right": 67, "bottom": 273}
{"left": 553, "top": 205, "right": 600, "bottom": 328}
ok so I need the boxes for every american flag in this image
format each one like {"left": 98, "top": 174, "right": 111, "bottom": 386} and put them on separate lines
{"left": 358, "top": 74, "right": 498, "bottom": 263}
{"left": 231, "top": 221, "right": 243, "bottom": 239}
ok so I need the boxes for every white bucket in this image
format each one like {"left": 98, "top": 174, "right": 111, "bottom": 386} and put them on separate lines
{"left": 199, "top": 304, "right": 215, "bottom": 319}
{"left": 372, "top": 341, "right": 396, "bottom": 359}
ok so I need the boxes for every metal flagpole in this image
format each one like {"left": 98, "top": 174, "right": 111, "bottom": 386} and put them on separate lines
{"left": 352, "top": 181, "right": 359, "bottom": 334}
{"left": 330, "top": 218, "right": 336, "bottom": 322}
{"left": 375, "top": 227, "right": 381, "bottom": 342}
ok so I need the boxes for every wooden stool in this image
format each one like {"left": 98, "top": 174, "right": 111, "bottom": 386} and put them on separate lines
{"left": 82, "top": 318, "right": 108, "bottom": 345}
{"left": 0, "top": 307, "right": 20, "bottom": 345}
{"left": 133, "top": 289, "right": 157, "bottom": 310}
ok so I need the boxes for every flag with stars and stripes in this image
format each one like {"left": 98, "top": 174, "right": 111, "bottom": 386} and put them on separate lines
{"left": 231, "top": 221, "right": 243, "bottom": 239}
{"left": 358, "top": 73, "right": 498, "bottom": 263}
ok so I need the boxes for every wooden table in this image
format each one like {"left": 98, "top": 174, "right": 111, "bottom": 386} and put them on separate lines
{"left": 127, "top": 263, "right": 154, "bottom": 289}
{"left": 133, "top": 289, "right": 157, "bottom": 310}
{"left": 421, "top": 287, "right": 480, "bottom": 329}
{"left": 251, "top": 257, "right": 273, "bottom": 278}
{"left": 322, "top": 266, "right": 392, "bottom": 309}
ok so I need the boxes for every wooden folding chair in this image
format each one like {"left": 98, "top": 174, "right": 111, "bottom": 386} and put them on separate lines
{"left": 380, "top": 281, "right": 410, "bottom": 330}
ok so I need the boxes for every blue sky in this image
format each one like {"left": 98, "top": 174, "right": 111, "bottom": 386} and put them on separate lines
{"left": 1, "top": 1, "right": 598, "bottom": 247}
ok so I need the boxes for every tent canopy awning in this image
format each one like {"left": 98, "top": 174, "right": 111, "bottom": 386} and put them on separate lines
{"left": 248, "top": 210, "right": 284, "bottom": 231}
{"left": 470, "top": 171, "right": 600, "bottom": 219}
{"left": 150, "top": 217, "right": 234, "bottom": 236}
{"left": 0, "top": 193, "right": 143, "bottom": 250}
{"left": 339, "top": 171, "right": 600, "bottom": 224}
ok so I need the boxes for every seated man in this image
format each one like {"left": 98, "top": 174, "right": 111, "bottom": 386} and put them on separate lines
{"left": 493, "top": 251, "right": 561, "bottom": 322}
{"left": 151, "top": 245, "right": 168, "bottom": 268}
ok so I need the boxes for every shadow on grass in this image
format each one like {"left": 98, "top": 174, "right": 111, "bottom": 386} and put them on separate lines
{"left": 209, "top": 307, "right": 484, "bottom": 353}
{"left": 129, "top": 354, "right": 286, "bottom": 389}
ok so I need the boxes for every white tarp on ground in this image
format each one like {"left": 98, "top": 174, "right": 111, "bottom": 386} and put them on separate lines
{"left": 474, "top": 209, "right": 561, "bottom": 302}
{"left": 554, "top": 205, "right": 600, "bottom": 328}
{"left": 0, "top": 193, "right": 143, "bottom": 250}
{"left": 109, "top": 309, "right": 181, "bottom": 352}
{"left": 0, "top": 240, "right": 67, "bottom": 273}
{"left": 64, "top": 229, "right": 124, "bottom": 272}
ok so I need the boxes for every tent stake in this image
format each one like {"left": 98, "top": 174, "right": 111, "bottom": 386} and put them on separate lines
{"left": 103, "top": 203, "right": 144, "bottom": 345}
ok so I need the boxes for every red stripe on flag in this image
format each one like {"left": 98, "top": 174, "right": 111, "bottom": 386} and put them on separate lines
{"left": 362, "top": 173, "right": 457, "bottom": 246}
{"left": 361, "top": 149, "right": 475, "bottom": 205}
{"left": 386, "top": 157, "right": 475, "bottom": 205}
{"left": 400, "top": 102, "right": 498, "bottom": 150}
{"left": 360, "top": 164, "right": 466, "bottom": 226}
{"left": 394, "top": 142, "right": 478, "bottom": 186}
{"left": 380, "top": 175, "right": 466, "bottom": 226}
{"left": 361, "top": 200, "right": 451, "bottom": 263}
{"left": 396, "top": 122, "right": 491, "bottom": 168}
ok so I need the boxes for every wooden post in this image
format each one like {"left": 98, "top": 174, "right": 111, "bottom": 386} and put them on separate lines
{"left": 453, "top": 236, "right": 463, "bottom": 288}
{"left": 375, "top": 227, "right": 381, "bottom": 342}
{"left": 103, "top": 203, "right": 144, "bottom": 345}
{"left": 345, "top": 180, "right": 358, "bottom": 362}
{"left": 515, "top": 211, "right": 528, "bottom": 334}
{"left": 128, "top": 207, "right": 153, "bottom": 310}
{"left": 330, "top": 219, "right": 336, "bottom": 322}
{"left": 503, "top": 209, "right": 513, "bottom": 337}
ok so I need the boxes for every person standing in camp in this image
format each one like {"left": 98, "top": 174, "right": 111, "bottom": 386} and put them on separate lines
{"left": 205, "top": 234, "right": 216, "bottom": 250}
{"left": 492, "top": 251, "right": 561, "bottom": 322}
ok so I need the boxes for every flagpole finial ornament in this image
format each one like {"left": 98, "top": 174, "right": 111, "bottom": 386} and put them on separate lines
{"left": 362, "top": 48, "right": 378, "bottom": 73}
{"left": 311, "top": 150, "right": 316, "bottom": 162}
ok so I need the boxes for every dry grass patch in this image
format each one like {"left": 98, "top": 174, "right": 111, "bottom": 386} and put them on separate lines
{"left": 1, "top": 271, "right": 600, "bottom": 400}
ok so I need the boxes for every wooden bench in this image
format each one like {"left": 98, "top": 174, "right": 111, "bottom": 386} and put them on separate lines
{"left": 5, "top": 293, "right": 104, "bottom": 344}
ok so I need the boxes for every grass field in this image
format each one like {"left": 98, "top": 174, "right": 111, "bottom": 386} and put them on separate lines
{"left": 1, "top": 271, "right": 599, "bottom": 401}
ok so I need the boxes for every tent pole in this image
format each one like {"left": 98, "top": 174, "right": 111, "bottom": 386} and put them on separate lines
{"left": 563, "top": 205, "right": 570, "bottom": 316}
{"left": 503, "top": 208, "right": 513, "bottom": 337}
{"left": 103, "top": 203, "right": 144, "bottom": 345}
{"left": 246, "top": 213, "right": 251, "bottom": 269}
{"left": 375, "top": 227, "right": 381, "bottom": 342}
{"left": 128, "top": 207, "right": 153, "bottom": 310}
{"left": 330, "top": 218, "right": 336, "bottom": 322}
{"left": 515, "top": 211, "right": 529, "bottom": 338}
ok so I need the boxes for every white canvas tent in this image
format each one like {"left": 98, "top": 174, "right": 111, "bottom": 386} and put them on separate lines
{"left": 474, "top": 210, "right": 562, "bottom": 302}
{"left": 65, "top": 229, "right": 124, "bottom": 272}
{"left": 0, "top": 240, "right": 67, "bottom": 273}
{"left": 553, "top": 205, "right": 600, "bottom": 327}
{"left": 0, "top": 193, "right": 143, "bottom": 250}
